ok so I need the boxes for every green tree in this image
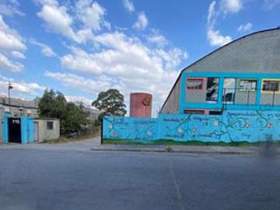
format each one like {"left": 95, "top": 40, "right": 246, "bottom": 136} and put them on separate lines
{"left": 62, "top": 102, "right": 89, "bottom": 134}
{"left": 92, "top": 89, "right": 127, "bottom": 118}
{"left": 38, "top": 89, "right": 89, "bottom": 135}
{"left": 38, "top": 90, "right": 67, "bottom": 119}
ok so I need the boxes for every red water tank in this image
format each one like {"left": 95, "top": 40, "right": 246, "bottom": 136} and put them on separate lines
{"left": 130, "top": 93, "right": 152, "bottom": 117}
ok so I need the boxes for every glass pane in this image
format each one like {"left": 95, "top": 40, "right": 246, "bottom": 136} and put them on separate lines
{"left": 239, "top": 80, "right": 257, "bottom": 91}
{"left": 206, "top": 78, "right": 219, "bottom": 103}
{"left": 223, "top": 78, "right": 236, "bottom": 103}
{"left": 262, "top": 80, "right": 279, "bottom": 92}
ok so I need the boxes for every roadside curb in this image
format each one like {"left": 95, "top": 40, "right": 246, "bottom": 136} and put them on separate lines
{"left": 90, "top": 147, "right": 259, "bottom": 155}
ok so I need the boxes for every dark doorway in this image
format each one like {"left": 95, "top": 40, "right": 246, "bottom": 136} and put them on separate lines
{"left": 8, "top": 118, "right": 21, "bottom": 143}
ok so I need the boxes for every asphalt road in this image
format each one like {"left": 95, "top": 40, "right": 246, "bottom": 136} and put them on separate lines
{"left": 0, "top": 149, "right": 280, "bottom": 210}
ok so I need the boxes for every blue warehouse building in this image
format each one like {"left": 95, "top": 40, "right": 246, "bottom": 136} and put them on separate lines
{"left": 103, "top": 28, "right": 280, "bottom": 143}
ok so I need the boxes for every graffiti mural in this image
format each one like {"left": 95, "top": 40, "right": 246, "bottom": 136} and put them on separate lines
{"left": 103, "top": 111, "right": 280, "bottom": 142}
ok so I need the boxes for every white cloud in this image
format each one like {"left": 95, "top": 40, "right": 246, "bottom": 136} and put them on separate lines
{"left": 30, "top": 39, "right": 56, "bottom": 57}
{"left": 0, "top": 74, "right": 45, "bottom": 97}
{"left": 35, "top": 0, "right": 58, "bottom": 6}
{"left": 0, "top": 15, "right": 26, "bottom": 72}
{"left": 147, "top": 33, "right": 168, "bottom": 47}
{"left": 207, "top": 29, "right": 232, "bottom": 47}
{"left": 37, "top": 2, "right": 79, "bottom": 42}
{"left": 65, "top": 95, "right": 93, "bottom": 106}
{"left": 76, "top": 0, "right": 107, "bottom": 31}
{"left": 133, "top": 12, "right": 148, "bottom": 30}
{"left": 123, "top": 0, "right": 135, "bottom": 13}
{"left": 36, "top": 0, "right": 187, "bottom": 115}
{"left": 0, "top": 52, "right": 23, "bottom": 72}
{"left": 58, "top": 31, "right": 187, "bottom": 116}
{"left": 11, "top": 51, "right": 25, "bottom": 59}
{"left": 264, "top": 0, "right": 280, "bottom": 9}
{"left": 61, "top": 32, "right": 187, "bottom": 80}
{"left": 207, "top": 1, "right": 232, "bottom": 47}
{"left": 45, "top": 71, "right": 115, "bottom": 93}
{"left": 0, "top": 0, "right": 24, "bottom": 17}
{"left": 220, "top": 0, "right": 243, "bottom": 14}
{"left": 237, "top": 22, "right": 253, "bottom": 33}
{"left": 36, "top": 0, "right": 110, "bottom": 43}
{"left": 0, "top": 15, "right": 26, "bottom": 51}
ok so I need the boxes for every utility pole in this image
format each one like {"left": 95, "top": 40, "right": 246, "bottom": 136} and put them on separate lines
{"left": 8, "top": 81, "right": 13, "bottom": 113}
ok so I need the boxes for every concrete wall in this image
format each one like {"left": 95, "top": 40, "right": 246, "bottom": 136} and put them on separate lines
{"left": 103, "top": 110, "right": 280, "bottom": 142}
{"left": 161, "top": 80, "right": 180, "bottom": 114}
{"left": 34, "top": 119, "right": 60, "bottom": 142}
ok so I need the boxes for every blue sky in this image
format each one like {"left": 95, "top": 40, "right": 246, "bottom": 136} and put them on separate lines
{"left": 0, "top": 0, "right": 279, "bottom": 113}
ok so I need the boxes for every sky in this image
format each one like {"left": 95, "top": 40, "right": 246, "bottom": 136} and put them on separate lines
{"left": 0, "top": 0, "right": 279, "bottom": 115}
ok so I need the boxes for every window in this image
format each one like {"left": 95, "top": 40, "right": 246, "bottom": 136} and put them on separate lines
{"left": 187, "top": 78, "right": 203, "bottom": 90}
{"left": 223, "top": 78, "right": 236, "bottom": 103}
{"left": 262, "top": 80, "right": 280, "bottom": 92}
{"left": 47, "top": 121, "right": 54, "bottom": 130}
{"left": 206, "top": 78, "right": 219, "bottom": 102}
{"left": 239, "top": 80, "right": 257, "bottom": 91}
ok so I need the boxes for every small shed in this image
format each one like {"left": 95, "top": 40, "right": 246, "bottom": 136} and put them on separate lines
{"left": 1, "top": 112, "right": 34, "bottom": 144}
{"left": 33, "top": 118, "right": 60, "bottom": 142}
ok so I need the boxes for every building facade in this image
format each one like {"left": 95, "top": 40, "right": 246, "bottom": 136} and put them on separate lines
{"left": 33, "top": 119, "right": 60, "bottom": 142}
{"left": 0, "top": 96, "right": 38, "bottom": 118}
{"left": 103, "top": 28, "right": 280, "bottom": 143}
{"left": 161, "top": 28, "right": 280, "bottom": 115}
{"left": 0, "top": 97, "right": 60, "bottom": 144}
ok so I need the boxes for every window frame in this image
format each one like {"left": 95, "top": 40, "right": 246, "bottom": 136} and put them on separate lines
{"left": 261, "top": 79, "right": 280, "bottom": 94}
{"left": 46, "top": 121, "right": 54, "bottom": 130}
{"left": 238, "top": 79, "right": 257, "bottom": 92}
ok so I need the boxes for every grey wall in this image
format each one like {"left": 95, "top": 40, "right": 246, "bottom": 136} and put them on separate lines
{"left": 161, "top": 80, "right": 180, "bottom": 114}
{"left": 34, "top": 119, "right": 60, "bottom": 142}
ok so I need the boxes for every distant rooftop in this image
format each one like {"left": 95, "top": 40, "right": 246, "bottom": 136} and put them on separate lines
{"left": 0, "top": 96, "right": 38, "bottom": 109}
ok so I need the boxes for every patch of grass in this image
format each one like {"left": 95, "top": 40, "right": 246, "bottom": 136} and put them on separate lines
{"left": 103, "top": 138, "right": 280, "bottom": 147}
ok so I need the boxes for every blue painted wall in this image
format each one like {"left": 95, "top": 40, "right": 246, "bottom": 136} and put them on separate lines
{"left": 1, "top": 115, "right": 34, "bottom": 144}
{"left": 21, "top": 117, "right": 34, "bottom": 144}
{"left": 2, "top": 113, "right": 10, "bottom": 144}
{"left": 103, "top": 110, "right": 280, "bottom": 142}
